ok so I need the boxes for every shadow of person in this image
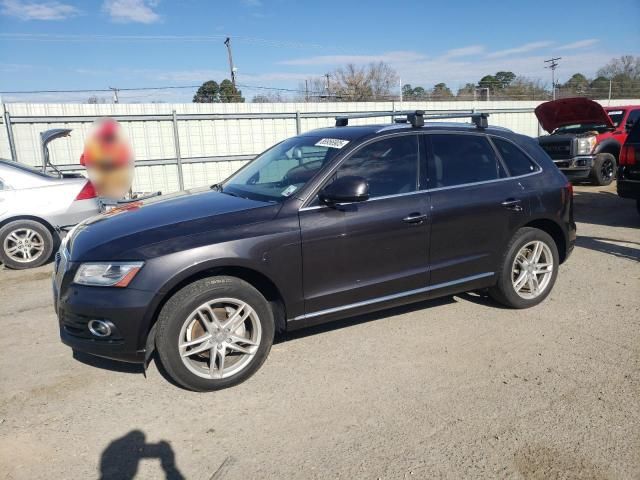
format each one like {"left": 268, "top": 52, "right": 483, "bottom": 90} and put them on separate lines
{"left": 99, "top": 430, "right": 185, "bottom": 480}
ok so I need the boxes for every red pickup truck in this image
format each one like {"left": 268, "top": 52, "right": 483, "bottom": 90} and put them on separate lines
{"left": 536, "top": 98, "right": 640, "bottom": 185}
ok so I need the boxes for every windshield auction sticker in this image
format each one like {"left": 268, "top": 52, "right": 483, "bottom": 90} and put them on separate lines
{"left": 281, "top": 185, "right": 298, "bottom": 197}
{"left": 315, "top": 138, "right": 350, "bottom": 149}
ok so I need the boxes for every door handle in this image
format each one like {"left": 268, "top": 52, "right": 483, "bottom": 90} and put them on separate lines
{"left": 402, "top": 213, "right": 428, "bottom": 224}
{"left": 501, "top": 199, "right": 523, "bottom": 212}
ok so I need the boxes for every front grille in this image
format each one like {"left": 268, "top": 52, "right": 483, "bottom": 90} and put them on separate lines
{"left": 541, "top": 141, "right": 573, "bottom": 160}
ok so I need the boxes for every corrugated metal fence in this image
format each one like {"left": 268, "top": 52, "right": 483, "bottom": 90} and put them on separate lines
{"left": 1, "top": 99, "right": 637, "bottom": 193}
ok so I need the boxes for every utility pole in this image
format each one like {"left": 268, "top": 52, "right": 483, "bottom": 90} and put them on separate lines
{"left": 224, "top": 37, "right": 237, "bottom": 89}
{"left": 608, "top": 78, "right": 612, "bottom": 105}
{"left": 109, "top": 87, "right": 119, "bottom": 104}
{"left": 544, "top": 57, "right": 561, "bottom": 100}
{"left": 324, "top": 73, "right": 330, "bottom": 101}
{"left": 305, "top": 79, "right": 309, "bottom": 102}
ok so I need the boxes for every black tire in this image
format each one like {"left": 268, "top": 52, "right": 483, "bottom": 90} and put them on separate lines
{"left": 0, "top": 219, "right": 54, "bottom": 270}
{"left": 155, "top": 276, "right": 275, "bottom": 392}
{"left": 590, "top": 153, "right": 616, "bottom": 186}
{"left": 636, "top": 199, "right": 640, "bottom": 216}
{"left": 489, "top": 227, "right": 559, "bottom": 309}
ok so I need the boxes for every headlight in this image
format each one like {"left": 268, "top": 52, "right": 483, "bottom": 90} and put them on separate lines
{"left": 576, "top": 136, "right": 597, "bottom": 155}
{"left": 74, "top": 262, "right": 144, "bottom": 287}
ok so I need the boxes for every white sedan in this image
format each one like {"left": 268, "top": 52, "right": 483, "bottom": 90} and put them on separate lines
{"left": 0, "top": 159, "right": 100, "bottom": 269}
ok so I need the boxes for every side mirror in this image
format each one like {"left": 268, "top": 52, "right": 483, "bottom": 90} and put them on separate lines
{"left": 626, "top": 120, "right": 636, "bottom": 132}
{"left": 319, "top": 175, "right": 369, "bottom": 205}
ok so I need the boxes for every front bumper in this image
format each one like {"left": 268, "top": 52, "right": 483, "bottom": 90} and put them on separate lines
{"left": 54, "top": 274, "right": 155, "bottom": 364}
{"left": 553, "top": 155, "right": 594, "bottom": 180}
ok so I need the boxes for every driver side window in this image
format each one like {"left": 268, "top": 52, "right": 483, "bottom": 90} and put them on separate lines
{"left": 331, "top": 135, "right": 420, "bottom": 199}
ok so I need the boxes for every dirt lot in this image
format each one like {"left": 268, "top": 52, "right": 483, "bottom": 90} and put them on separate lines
{"left": 0, "top": 184, "right": 638, "bottom": 479}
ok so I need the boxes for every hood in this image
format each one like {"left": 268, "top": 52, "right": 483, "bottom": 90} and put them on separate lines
{"left": 69, "top": 187, "right": 279, "bottom": 261}
{"left": 535, "top": 98, "right": 614, "bottom": 133}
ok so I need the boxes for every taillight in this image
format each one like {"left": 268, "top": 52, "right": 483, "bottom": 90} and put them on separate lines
{"left": 619, "top": 145, "right": 637, "bottom": 166}
{"left": 75, "top": 181, "right": 97, "bottom": 200}
{"left": 566, "top": 181, "right": 573, "bottom": 197}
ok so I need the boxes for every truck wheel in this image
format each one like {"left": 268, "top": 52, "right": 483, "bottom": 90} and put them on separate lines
{"left": 489, "top": 227, "right": 559, "bottom": 309}
{"left": 155, "top": 276, "right": 275, "bottom": 391}
{"left": 590, "top": 153, "right": 616, "bottom": 186}
{"left": 0, "top": 219, "right": 54, "bottom": 270}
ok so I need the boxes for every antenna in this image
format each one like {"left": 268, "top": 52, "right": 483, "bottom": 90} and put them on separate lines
{"left": 544, "top": 57, "right": 562, "bottom": 100}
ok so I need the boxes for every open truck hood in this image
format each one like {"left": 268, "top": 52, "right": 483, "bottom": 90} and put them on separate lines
{"left": 535, "top": 98, "right": 614, "bottom": 133}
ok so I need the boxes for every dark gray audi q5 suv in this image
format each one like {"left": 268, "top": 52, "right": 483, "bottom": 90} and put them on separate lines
{"left": 53, "top": 111, "right": 576, "bottom": 391}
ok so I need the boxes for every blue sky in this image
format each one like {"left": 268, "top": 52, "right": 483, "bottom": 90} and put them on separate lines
{"left": 0, "top": 0, "right": 638, "bottom": 102}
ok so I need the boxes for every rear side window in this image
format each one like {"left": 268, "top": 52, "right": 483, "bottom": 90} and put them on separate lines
{"left": 427, "top": 134, "right": 504, "bottom": 188}
{"left": 626, "top": 109, "right": 640, "bottom": 130}
{"left": 492, "top": 137, "right": 540, "bottom": 176}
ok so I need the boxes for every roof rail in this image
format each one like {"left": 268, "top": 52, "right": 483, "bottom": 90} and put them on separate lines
{"left": 335, "top": 110, "right": 490, "bottom": 129}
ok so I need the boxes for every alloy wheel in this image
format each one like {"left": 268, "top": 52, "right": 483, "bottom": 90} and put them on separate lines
{"left": 178, "top": 298, "right": 262, "bottom": 380}
{"left": 511, "top": 240, "right": 554, "bottom": 300}
{"left": 3, "top": 228, "right": 45, "bottom": 264}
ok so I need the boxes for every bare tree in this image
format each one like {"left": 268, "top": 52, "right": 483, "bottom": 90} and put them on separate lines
{"left": 252, "top": 92, "right": 286, "bottom": 103}
{"left": 597, "top": 56, "right": 640, "bottom": 80}
{"left": 296, "top": 77, "right": 329, "bottom": 101}
{"left": 329, "top": 62, "right": 399, "bottom": 101}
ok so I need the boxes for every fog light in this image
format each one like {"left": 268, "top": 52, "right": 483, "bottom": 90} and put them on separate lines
{"left": 88, "top": 319, "right": 112, "bottom": 338}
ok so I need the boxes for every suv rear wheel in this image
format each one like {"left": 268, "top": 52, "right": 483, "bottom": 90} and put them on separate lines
{"left": 590, "top": 153, "right": 616, "bottom": 186}
{"left": 155, "top": 276, "right": 275, "bottom": 391}
{"left": 489, "top": 227, "right": 559, "bottom": 309}
{"left": 0, "top": 219, "right": 54, "bottom": 270}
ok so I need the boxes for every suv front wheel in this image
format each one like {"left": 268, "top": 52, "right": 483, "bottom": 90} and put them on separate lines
{"left": 489, "top": 227, "right": 559, "bottom": 309}
{"left": 155, "top": 276, "right": 275, "bottom": 391}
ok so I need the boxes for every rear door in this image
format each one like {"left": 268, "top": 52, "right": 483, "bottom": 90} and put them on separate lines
{"left": 425, "top": 132, "right": 529, "bottom": 286}
{"left": 299, "top": 133, "right": 430, "bottom": 315}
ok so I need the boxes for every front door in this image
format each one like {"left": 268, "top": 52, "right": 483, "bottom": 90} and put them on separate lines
{"left": 299, "top": 134, "right": 430, "bottom": 316}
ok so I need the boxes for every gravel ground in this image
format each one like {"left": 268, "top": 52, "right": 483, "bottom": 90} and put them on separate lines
{"left": 0, "top": 183, "right": 638, "bottom": 479}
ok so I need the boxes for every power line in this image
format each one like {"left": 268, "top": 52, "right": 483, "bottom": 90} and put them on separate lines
{"left": 0, "top": 33, "right": 337, "bottom": 50}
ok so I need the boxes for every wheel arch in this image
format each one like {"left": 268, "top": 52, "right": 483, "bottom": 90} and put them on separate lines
{"left": 145, "top": 264, "right": 288, "bottom": 350}
{"left": 594, "top": 139, "right": 621, "bottom": 160}
{"left": 0, "top": 215, "right": 58, "bottom": 236}
{"left": 523, "top": 218, "right": 568, "bottom": 263}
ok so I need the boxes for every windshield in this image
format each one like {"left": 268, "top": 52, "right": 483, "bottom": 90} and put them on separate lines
{"left": 606, "top": 109, "right": 626, "bottom": 127}
{"left": 221, "top": 136, "right": 345, "bottom": 202}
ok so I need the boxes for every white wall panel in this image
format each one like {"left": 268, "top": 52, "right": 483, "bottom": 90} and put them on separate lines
{"left": 2, "top": 99, "right": 637, "bottom": 194}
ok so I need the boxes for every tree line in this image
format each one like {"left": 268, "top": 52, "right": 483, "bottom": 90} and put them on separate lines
{"left": 191, "top": 55, "right": 640, "bottom": 103}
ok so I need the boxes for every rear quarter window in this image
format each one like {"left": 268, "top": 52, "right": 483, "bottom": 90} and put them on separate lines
{"left": 492, "top": 137, "right": 540, "bottom": 176}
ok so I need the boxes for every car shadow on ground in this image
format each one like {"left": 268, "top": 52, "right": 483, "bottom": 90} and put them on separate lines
{"left": 575, "top": 236, "right": 640, "bottom": 262}
{"left": 73, "top": 350, "right": 145, "bottom": 374}
{"left": 573, "top": 189, "right": 639, "bottom": 228}
{"left": 72, "top": 293, "right": 505, "bottom": 388}
{"left": 99, "top": 430, "right": 185, "bottom": 480}
{"left": 276, "top": 295, "right": 460, "bottom": 343}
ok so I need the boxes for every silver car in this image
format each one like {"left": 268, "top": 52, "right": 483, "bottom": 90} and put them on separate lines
{"left": 0, "top": 158, "right": 100, "bottom": 270}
